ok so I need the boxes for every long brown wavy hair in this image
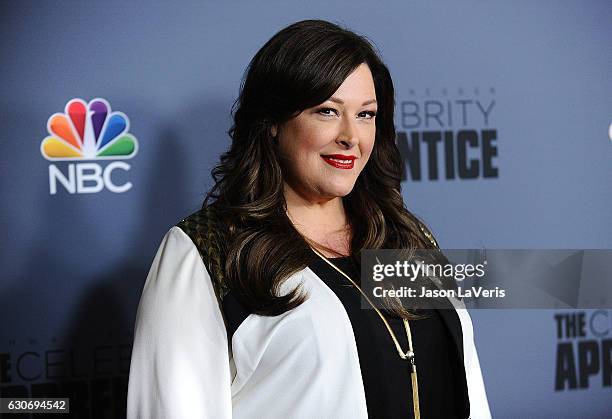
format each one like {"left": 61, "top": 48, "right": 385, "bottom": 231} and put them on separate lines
{"left": 202, "top": 19, "right": 439, "bottom": 317}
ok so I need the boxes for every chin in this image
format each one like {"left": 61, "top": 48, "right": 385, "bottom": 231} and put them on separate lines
{"left": 324, "top": 182, "right": 357, "bottom": 198}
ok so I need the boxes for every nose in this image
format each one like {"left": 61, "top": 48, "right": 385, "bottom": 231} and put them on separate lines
{"left": 336, "top": 116, "right": 359, "bottom": 149}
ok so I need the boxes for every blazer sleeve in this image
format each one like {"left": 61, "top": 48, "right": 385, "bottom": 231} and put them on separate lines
{"left": 127, "top": 226, "right": 232, "bottom": 419}
{"left": 455, "top": 307, "right": 492, "bottom": 419}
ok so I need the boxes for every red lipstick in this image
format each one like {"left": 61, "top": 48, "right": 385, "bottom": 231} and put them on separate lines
{"left": 321, "top": 154, "right": 357, "bottom": 170}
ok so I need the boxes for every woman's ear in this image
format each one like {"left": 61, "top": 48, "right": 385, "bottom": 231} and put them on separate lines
{"left": 271, "top": 124, "right": 278, "bottom": 138}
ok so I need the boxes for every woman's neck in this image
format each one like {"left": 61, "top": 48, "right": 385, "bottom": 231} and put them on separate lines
{"left": 284, "top": 183, "right": 351, "bottom": 257}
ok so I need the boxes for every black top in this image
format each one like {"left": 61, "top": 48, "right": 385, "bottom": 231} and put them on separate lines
{"left": 308, "top": 253, "right": 469, "bottom": 419}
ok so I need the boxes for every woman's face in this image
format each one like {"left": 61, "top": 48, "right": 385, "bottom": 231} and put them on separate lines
{"left": 275, "top": 62, "right": 377, "bottom": 203}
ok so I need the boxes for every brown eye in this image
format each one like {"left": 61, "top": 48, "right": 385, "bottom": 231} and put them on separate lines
{"left": 359, "top": 111, "right": 377, "bottom": 119}
{"left": 318, "top": 108, "right": 338, "bottom": 117}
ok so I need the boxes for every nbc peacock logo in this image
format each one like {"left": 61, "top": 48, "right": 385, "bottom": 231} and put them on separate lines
{"left": 41, "top": 98, "right": 139, "bottom": 195}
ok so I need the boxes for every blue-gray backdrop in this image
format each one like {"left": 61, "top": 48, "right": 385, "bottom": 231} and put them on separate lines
{"left": 1, "top": 1, "right": 611, "bottom": 418}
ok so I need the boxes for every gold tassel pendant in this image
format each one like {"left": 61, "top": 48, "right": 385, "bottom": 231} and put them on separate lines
{"left": 411, "top": 367, "right": 420, "bottom": 419}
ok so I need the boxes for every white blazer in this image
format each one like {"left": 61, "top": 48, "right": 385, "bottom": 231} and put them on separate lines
{"left": 127, "top": 226, "right": 491, "bottom": 418}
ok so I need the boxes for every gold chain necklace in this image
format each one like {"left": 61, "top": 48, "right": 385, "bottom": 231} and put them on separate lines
{"left": 310, "top": 247, "right": 421, "bottom": 419}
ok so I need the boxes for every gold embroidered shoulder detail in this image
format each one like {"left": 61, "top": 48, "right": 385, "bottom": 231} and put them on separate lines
{"left": 418, "top": 222, "right": 439, "bottom": 249}
{"left": 176, "top": 206, "right": 230, "bottom": 302}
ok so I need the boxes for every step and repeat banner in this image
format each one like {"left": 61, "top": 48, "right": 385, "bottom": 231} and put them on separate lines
{"left": 1, "top": 1, "right": 610, "bottom": 418}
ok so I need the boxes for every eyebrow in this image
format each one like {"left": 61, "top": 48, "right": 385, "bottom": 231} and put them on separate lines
{"left": 327, "top": 96, "right": 377, "bottom": 106}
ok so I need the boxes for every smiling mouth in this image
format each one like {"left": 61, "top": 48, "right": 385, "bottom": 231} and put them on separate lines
{"left": 321, "top": 154, "right": 357, "bottom": 169}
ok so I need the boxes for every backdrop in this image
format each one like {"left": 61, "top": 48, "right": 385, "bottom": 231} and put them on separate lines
{"left": 1, "top": 1, "right": 611, "bottom": 417}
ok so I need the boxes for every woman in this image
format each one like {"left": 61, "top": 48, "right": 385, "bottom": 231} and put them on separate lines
{"left": 127, "top": 19, "right": 491, "bottom": 418}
